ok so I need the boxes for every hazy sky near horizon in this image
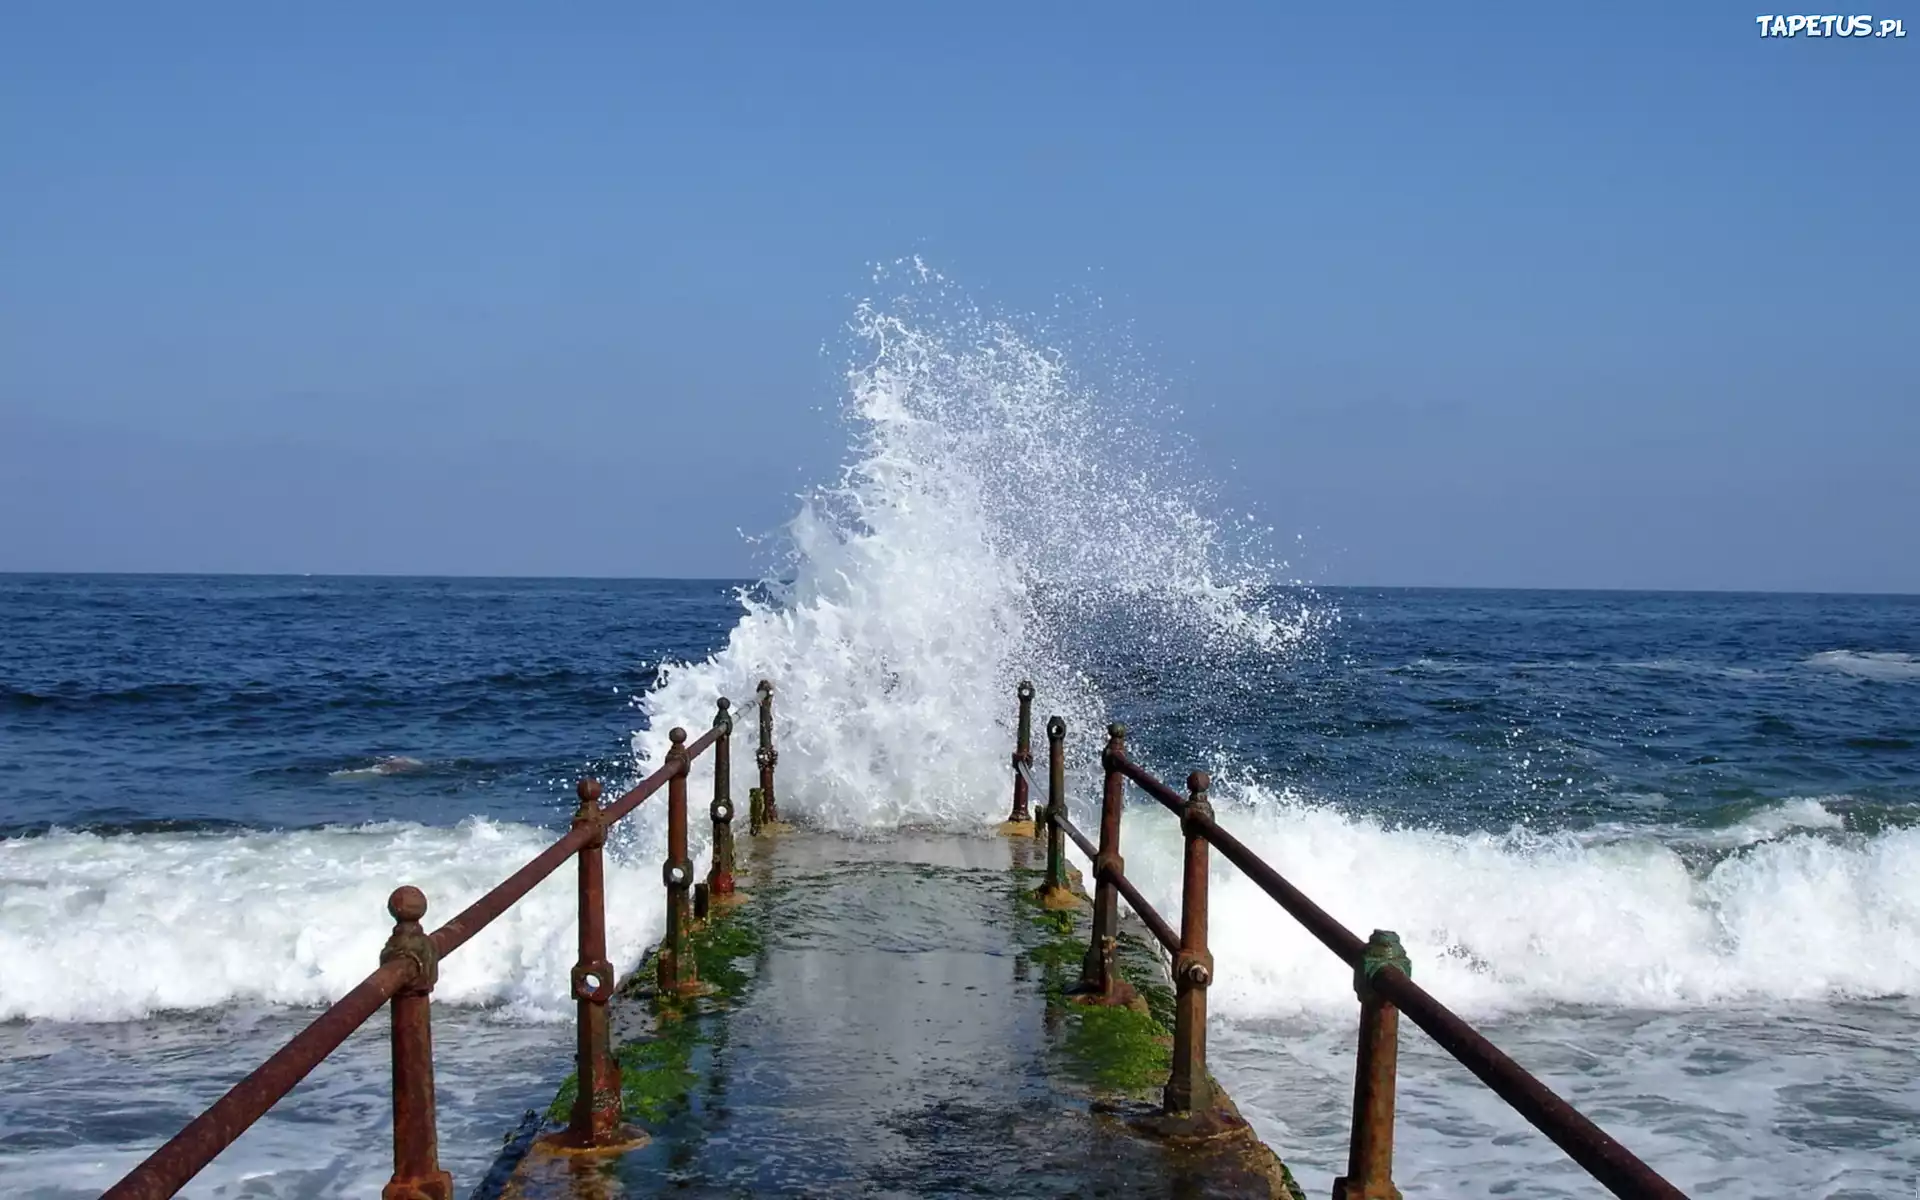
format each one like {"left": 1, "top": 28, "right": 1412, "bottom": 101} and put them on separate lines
{"left": 2, "top": 4, "right": 1914, "bottom": 591}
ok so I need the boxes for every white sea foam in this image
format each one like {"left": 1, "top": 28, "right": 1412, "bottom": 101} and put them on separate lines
{"left": 0, "top": 819, "right": 672, "bottom": 1023}
{"left": 1114, "top": 790, "right": 1920, "bottom": 1018}
{"left": 1806, "top": 649, "right": 1920, "bottom": 680}
{"left": 1685, "top": 795, "right": 1848, "bottom": 847}
{"left": 5, "top": 797, "right": 1907, "bottom": 1027}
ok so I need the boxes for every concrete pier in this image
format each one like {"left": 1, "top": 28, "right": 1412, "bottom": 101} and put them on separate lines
{"left": 481, "top": 828, "right": 1302, "bottom": 1199}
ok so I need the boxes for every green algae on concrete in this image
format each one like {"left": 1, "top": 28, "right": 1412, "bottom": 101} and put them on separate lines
{"left": 541, "top": 884, "right": 765, "bottom": 1127}
{"left": 1007, "top": 867, "right": 1175, "bottom": 1093}
{"left": 1008, "top": 861, "right": 1309, "bottom": 1200}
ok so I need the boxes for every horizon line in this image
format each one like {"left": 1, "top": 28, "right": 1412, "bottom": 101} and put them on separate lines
{"left": 2, "top": 570, "right": 1915, "bottom": 599}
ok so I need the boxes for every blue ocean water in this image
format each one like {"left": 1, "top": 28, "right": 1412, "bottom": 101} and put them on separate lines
{"left": 0, "top": 575, "right": 744, "bottom": 837}
{"left": 6, "top": 577, "right": 1915, "bottom": 842}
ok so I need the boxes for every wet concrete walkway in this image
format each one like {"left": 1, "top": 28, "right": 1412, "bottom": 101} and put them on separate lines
{"left": 486, "top": 829, "right": 1299, "bottom": 1199}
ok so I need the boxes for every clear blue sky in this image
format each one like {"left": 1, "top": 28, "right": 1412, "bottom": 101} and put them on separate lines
{"left": 1, "top": 3, "right": 1913, "bottom": 590}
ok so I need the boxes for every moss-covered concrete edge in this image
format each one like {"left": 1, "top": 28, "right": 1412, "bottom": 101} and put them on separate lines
{"left": 542, "top": 897, "right": 765, "bottom": 1126}
{"left": 1009, "top": 865, "right": 1308, "bottom": 1200}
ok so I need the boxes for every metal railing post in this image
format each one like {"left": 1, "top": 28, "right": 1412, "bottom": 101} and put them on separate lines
{"left": 1077, "top": 723, "right": 1133, "bottom": 1005}
{"left": 380, "top": 886, "right": 453, "bottom": 1200}
{"left": 1008, "top": 680, "right": 1034, "bottom": 825}
{"left": 565, "top": 780, "right": 621, "bottom": 1148}
{"left": 1334, "top": 930, "right": 1410, "bottom": 1200}
{"left": 1035, "top": 716, "right": 1075, "bottom": 905}
{"left": 755, "top": 679, "right": 779, "bottom": 826}
{"left": 658, "top": 727, "right": 698, "bottom": 994}
{"left": 1165, "top": 771, "right": 1215, "bottom": 1118}
{"left": 708, "top": 698, "right": 737, "bottom": 897}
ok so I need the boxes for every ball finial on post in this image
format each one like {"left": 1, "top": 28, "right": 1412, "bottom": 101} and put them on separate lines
{"left": 388, "top": 886, "right": 428, "bottom": 926}
{"left": 576, "top": 778, "right": 602, "bottom": 806}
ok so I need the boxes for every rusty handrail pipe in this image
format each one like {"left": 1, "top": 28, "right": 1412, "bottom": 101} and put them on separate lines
{"left": 1185, "top": 805, "right": 1685, "bottom": 1199}
{"left": 104, "top": 708, "right": 735, "bottom": 1200}
{"left": 1172, "top": 794, "right": 1369, "bottom": 964}
{"left": 1366, "top": 964, "right": 1683, "bottom": 1199}
{"left": 1111, "top": 751, "right": 1188, "bottom": 815}
{"left": 1049, "top": 807, "right": 1180, "bottom": 954}
{"left": 1110, "top": 745, "right": 1688, "bottom": 1200}
{"left": 1051, "top": 803, "right": 1098, "bottom": 861}
{"left": 1105, "top": 861, "right": 1182, "bottom": 955}
{"left": 428, "top": 732, "right": 712, "bottom": 957}
{"left": 100, "top": 958, "right": 419, "bottom": 1200}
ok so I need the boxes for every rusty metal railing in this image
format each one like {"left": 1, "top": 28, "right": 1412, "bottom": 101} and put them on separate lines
{"left": 103, "top": 681, "right": 781, "bottom": 1200}
{"left": 1012, "top": 681, "right": 1689, "bottom": 1200}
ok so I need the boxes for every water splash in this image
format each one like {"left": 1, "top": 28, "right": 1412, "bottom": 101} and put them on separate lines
{"left": 633, "top": 263, "right": 1323, "bottom": 829}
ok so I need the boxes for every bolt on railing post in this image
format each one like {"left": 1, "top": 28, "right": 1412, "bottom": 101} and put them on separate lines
{"left": 1035, "top": 716, "right": 1074, "bottom": 903}
{"left": 1008, "top": 680, "right": 1034, "bottom": 825}
{"left": 380, "top": 886, "right": 453, "bottom": 1200}
{"left": 755, "top": 679, "right": 779, "bottom": 827}
{"left": 1165, "top": 771, "right": 1216, "bottom": 1118}
{"left": 658, "top": 727, "right": 698, "bottom": 994}
{"left": 1077, "top": 723, "right": 1132, "bottom": 1004}
{"left": 565, "top": 780, "right": 621, "bottom": 1148}
{"left": 708, "top": 698, "right": 737, "bottom": 897}
{"left": 1333, "top": 930, "right": 1411, "bottom": 1200}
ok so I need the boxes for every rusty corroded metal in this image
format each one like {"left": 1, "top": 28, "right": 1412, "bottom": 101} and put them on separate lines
{"left": 658, "top": 727, "right": 698, "bottom": 994}
{"left": 431, "top": 741, "right": 699, "bottom": 960}
{"left": 380, "top": 886, "right": 454, "bottom": 1200}
{"left": 1077, "top": 723, "right": 1133, "bottom": 1004}
{"left": 1186, "top": 809, "right": 1686, "bottom": 1198}
{"left": 709, "top": 697, "right": 737, "bottom": 896}
{"left": 1056, "top": 802, "right": 1178, "bottom": 951}
{"left": 565, "top": 780, "right": 621, "bottom": 1149}
{"left": 1037, "top": 716, "right": 1074, "bottom": 899}
{"left": 99, "top": 692, "right": 754, "bottom": 1200}
{"left": 755, "top": 679, "right": 779, "bottom": 826}
{"left": 1165, "top": 771, "right": 1216, "bottom": 1119}
{"left": 1008, "top": 680, "right": 1034, "bottom": 823}
{"left": 1333, "top": 930, "right": 1410, "bottom": 1200}
{"left": 102, "top": 955, "right": 418, "bottom": 1197}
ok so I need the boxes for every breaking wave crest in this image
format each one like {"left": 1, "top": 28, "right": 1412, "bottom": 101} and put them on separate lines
{"left": 0, "top": 820, "right": 667, "bottom": 1023}
{"left": 1806, "top": 650, "right": 1920, "bottom": 681}
{"left": 1120, "top": 791, "right": 1920, "bottom": 1017}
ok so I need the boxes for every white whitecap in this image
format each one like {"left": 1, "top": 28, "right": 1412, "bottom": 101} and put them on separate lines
{"left": 1805, "top": 650, "right": 1920, "bottom": 680}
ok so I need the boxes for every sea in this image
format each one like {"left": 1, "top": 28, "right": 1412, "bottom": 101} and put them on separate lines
{"left": 4, "top": 281, "right": 1918, "bottom": 1198}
